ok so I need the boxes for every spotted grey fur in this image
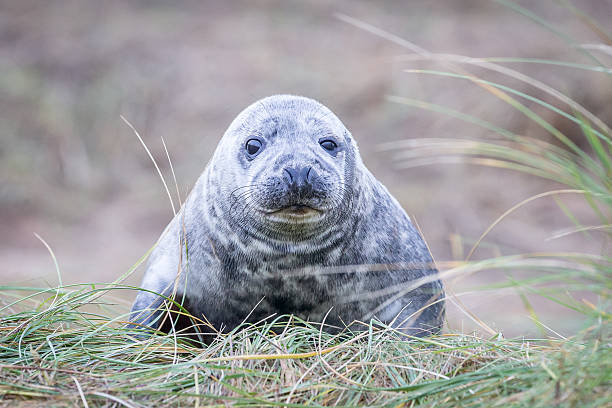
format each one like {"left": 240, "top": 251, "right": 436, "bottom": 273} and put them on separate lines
{"left": 130, "top": 95, "right": 444, "bottom": 341}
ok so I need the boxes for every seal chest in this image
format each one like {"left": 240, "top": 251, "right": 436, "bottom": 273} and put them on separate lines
{"left": 130, "top": 94, "right": 444, "bottom": 340}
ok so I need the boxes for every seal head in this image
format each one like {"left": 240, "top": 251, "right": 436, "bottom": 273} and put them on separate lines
{"left": 210, "top": 96, "right": 357, "bottom": 245}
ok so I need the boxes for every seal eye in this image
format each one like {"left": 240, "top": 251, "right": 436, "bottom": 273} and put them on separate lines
{"left": 319, "top": 139, "right": 337, "bottom": 151}
{"left": 245, "top": 138, "right": 262, "bottom": 156}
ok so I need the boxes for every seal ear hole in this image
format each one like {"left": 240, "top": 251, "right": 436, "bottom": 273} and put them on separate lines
{"left": 246, "top": 138, "right": 263, "bottom": 156}
{"left": 319, "top": 139, "right": 338, "bottom": 152}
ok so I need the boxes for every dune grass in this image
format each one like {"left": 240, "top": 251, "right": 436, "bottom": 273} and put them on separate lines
{"left": 1, "top": 2, "right": 611, "bottom": 407}
{"left": 0, "top": 283, "right": 609, "bottom": 407}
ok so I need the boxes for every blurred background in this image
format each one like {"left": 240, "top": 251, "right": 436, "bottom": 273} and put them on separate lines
{"left": 1, "top": 0, "right": 610, "bottom": 336}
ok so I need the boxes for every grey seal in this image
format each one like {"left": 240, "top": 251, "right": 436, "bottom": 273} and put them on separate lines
{"left": 129, "top": 95, "right": 444, "bottom": 341}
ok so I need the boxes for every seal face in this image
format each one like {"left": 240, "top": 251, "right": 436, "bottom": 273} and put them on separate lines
{"left": 130, "top": 95, "right": 444, "bottom": 341}
{"left": 213, "top": 97, "right": 355, "bottom": 246}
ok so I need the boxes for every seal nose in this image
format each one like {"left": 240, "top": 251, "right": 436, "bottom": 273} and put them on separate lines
{"left": 283, "top": 166, "right": 314, "bottom": 193}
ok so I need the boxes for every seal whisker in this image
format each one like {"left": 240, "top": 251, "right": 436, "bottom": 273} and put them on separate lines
{"left": 229, "top": 190, "right": 260, "bottom": 217}
{"left": 229, "top": 184, "right": 265, "bottom": 198}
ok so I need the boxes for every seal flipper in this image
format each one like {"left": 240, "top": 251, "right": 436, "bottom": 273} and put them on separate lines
{"left": 128, "top": 289, "right": 168, "bottom": 335}
{"left": 129, "top": 291, "right": 212, "bottom": 344}
{"left": 127, "top": 243, "right": 187, "bottom": 336}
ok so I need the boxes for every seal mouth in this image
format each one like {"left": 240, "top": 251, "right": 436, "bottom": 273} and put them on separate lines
{"left": 263, "top": 205, "right": 323, "bottom": 222}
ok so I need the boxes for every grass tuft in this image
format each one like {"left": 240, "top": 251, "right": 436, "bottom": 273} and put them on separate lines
{"left": 0, "top": 285, "right": 609, "bottom": 407}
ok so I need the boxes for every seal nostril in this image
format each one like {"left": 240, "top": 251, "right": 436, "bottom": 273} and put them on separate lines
{"left": 283, "top": 168, "right": 295, "bottom": 184}
{"left": 297, "top": 166, "right": 312, "bottom": 185}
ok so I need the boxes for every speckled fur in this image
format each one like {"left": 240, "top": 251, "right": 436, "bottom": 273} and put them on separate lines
{"left": 130, "top": 95, "right": 444, "bottom": 339}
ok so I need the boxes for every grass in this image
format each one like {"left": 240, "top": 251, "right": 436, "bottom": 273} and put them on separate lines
{"left": 0, "top": 284, "right": 608, "bottom": 407}
{"left": 1, "top": 2, "right": 611, "bottom": 407}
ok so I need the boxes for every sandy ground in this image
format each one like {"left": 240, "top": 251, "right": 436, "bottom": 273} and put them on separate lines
{"left": 1, "top": 0, "right": 610, "bottom": 337}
